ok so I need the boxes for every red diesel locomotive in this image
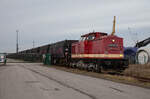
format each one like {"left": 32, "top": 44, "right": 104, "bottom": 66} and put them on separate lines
{"left": 70, "top": 32, "right": 128, "bottom": 72}
{"left": 70, "top": 16, "right": 128, "bottom": 72}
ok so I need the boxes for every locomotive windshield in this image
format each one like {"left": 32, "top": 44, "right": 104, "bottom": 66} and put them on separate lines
{"left": 86, "top": 35, "right": 95, "bottom": 40}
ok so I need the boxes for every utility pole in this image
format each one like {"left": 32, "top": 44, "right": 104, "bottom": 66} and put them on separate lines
{"left": 16, "top": 30, "right": 19, "bottom": 53}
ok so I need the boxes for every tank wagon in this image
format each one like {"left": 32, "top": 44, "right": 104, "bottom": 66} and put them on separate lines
{"left": 124, "top": 37, "right": 150, "bottom": 64}
{"left": 136, "top": 40, "right": 150, "bottom": 64}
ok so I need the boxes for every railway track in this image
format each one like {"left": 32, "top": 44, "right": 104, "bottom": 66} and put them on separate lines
{"left": 135, "top": 77, "right": 150, "bottom": 82}
{"left": 107, "top": 71, "right": 150, "bottom": 83}
{"left": 106, "top": 71, "right": 150, "bottom": 83}
{"left": 70, "top": 66, "right": 150, "bottom": 83}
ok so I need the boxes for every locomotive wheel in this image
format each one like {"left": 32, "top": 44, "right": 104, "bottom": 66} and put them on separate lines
{"left": 92, "top": 65, "right": 96, "bottom": 72}
{"left": 93, "top": 64, "right": 98, "bottom": 72}
{"left": 77, "top": 60, "right": 84, "bottom": 70}
{"left": 95, "top": 64, "right": 101, "bottom": 73}
{"left": 86, "top": 64, "right": 90, "bottom": 72}
{"left": 84, "top": 64, "right": 88, "bottom": 71}
{"left": 53, "top": 59, "right": 57, "bottom": 65}
{"left": 73, "top": 62, "right": 77, "bottom": 68}
{"left": 70, "top": 62, "right": 76, "bottom": 68}
{"left": 76, "top": 61, "right": 80, "bottom": 69}
{"left": 69, "top": 63, "right": 73, "bottom": 68}
{"left": 87, "top": 64, "right": 92, "bottom": 71}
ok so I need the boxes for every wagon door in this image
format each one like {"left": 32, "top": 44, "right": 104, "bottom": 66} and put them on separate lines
{"left": 84, "top": 34, "right": 95, "bottom": 54}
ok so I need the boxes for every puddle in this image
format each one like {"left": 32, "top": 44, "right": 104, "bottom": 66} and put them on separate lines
{"left": 40, "top": 87, "right": 60, "bottom": 91}
{"left": 25, "top": 81, "right": 40, "bottom": 83}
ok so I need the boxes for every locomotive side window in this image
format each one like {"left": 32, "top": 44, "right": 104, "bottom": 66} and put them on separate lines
{"left": 80, "top": 37, "right": 86, "bottom": 41}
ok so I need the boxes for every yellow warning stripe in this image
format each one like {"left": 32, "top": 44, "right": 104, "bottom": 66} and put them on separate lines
{"left": 71, "top": 54, "right": 124, "bottom": 58}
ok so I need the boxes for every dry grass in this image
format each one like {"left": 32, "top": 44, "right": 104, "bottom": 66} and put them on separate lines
{"left": 124, "top": 64, "right": 150, "bottom": 79}
{"left": 43, "top": 65, "right": 150, "bottom": 88}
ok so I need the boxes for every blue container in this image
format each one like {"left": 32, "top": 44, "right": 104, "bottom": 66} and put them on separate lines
{"left": 124, "top": 47, "right": 138, "bottom": 64}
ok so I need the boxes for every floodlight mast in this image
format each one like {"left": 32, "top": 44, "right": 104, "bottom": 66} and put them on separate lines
{"left": 16, "top": 30, "right": 19, "bottom": 53}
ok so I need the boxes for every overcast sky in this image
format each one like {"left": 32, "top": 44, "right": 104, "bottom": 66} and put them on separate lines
{"left": 0, "top": 0, "right": 150, "bottom": 53}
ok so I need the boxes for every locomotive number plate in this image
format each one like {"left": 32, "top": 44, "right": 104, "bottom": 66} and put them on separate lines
{"left": 108, "top": 44, "right": 117, "bottom": 47}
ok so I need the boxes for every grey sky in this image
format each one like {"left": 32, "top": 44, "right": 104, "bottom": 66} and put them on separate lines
{"left": 0, "top": 0, "right": 150, "bottom": 53}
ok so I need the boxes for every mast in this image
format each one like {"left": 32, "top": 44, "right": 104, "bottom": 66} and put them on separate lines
{"left": 16, "top": 30, "right": 19, "bottom": 53}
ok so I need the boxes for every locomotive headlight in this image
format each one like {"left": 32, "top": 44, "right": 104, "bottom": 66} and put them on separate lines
{"left": 112, "top": 39, "right": 115, "bottom": 42}
{"left": 65, "top": 48, "right": 68, "bottom": 51}
{"left": 120, "top": 54, "right": 123, "bottom": 57}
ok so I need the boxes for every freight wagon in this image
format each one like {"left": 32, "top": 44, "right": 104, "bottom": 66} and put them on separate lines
{"left": 48, "top": 40, "right": 78, "bottom": 65}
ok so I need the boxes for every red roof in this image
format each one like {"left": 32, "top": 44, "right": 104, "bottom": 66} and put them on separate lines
{"left": 81, "top": 32, "right": 107, "bottom": 37}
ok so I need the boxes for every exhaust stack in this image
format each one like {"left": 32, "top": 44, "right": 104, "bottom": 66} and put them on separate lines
{"left": 111, "top": 16, "right": 116, "bottom": 35}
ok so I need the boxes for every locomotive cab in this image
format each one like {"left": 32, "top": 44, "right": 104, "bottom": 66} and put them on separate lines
{"left": 72, "top": 32, "right": 108, "bottom": 55}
